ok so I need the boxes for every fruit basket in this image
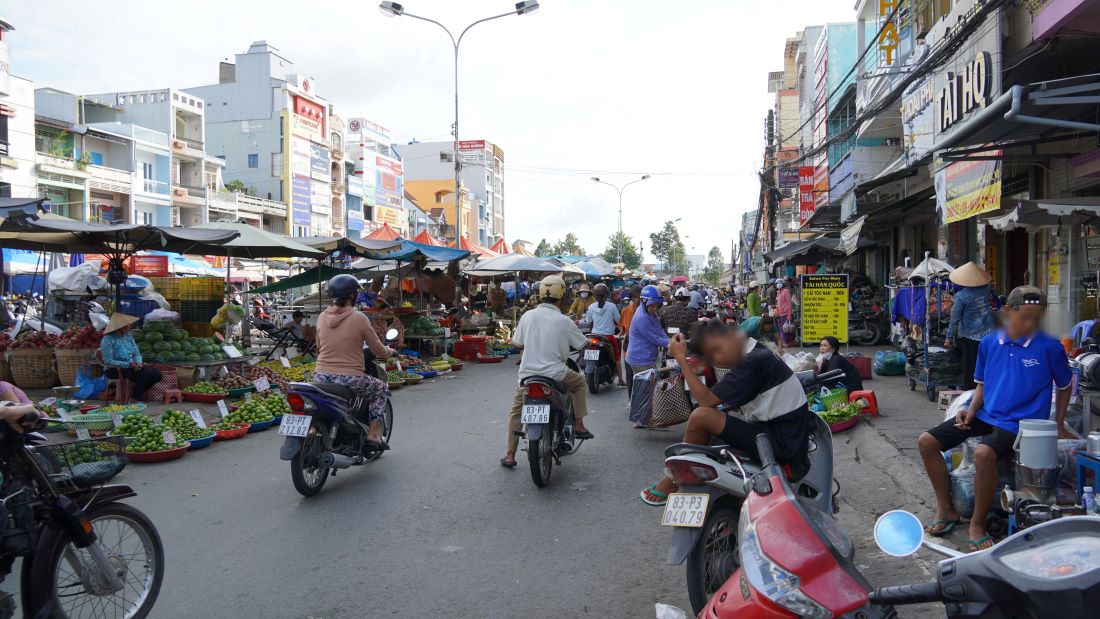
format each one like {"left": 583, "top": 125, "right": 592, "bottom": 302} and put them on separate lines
{"left": 30, "top": 437, "right": 127, "bottom": 490}
{"left": 404, "top": 373, "right": 423, "bottom": 385}
{"left": 387, "top": 380, "right": 405, "bottom": 390}
{"left": 185, "top": 433, "right": 216, "bottom": 450}
{"left": 227, "top": 386, "right": 255, "bottom": 398}
{"left": 246, "top": 419, "right": 274, "bottom": 433}
{"left": 210, "top": 422, "right": 250, "bottom": 441}
{"left": 829, "top": 417, "right": 859, "bottom": 433}
{"left": 126, "top": 443, "right": 190, "bottom": 463}
{"left": 62, "top": 413, "right": 116, "bottom": 434}
{"left": 477, "top": 354, "right": 505, "bottom": 364}
{"left": 86, "top": 403, "right": 147, "bottom": 417}
{"left": 411, "top": 369, "right": 438, "bottom": 378}
{"left": 182, "top": 391, "right": 228, "bottom": 403}
{"left": 105, "top": 431, "right": 135, "bottom": 447}
{"left": 448, "top": 362, "right": 465, "bottom": 371}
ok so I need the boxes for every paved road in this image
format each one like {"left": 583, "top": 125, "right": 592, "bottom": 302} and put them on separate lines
{"left": 86, "top": 360, "right": 934, "bottom": 618}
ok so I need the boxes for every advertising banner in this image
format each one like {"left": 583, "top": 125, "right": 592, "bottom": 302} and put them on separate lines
{"left": 310, "top": 143, "right": 330, "bottom": 183}
{"left": 290, "top": 96, "right": 325, "bottom": 143}
{"left": 311, "top": 182, "right": 331, "bottom": 215}
{"left": 129, "top": 255, "right": 169, "bottom": 277}
{"left": 800, "top": 274, "right": 849, "bottom": 343}
{"left": 291, "top": 175, "right": 312, "bottom": 227}
{"left": 346, "top": 208, "right": 364, "bottom": 232}
{"left": 935, "top": 152, "right": 1002, "bottom": 225}
{"left": 376, "top": 205, "right": 402, "bottom": 228}
{"left": 458, "top": 140, "right": 486, "bottom": 165}
{"left": 813, "top": 162, "right": 829, "bottom": 210}
{"left": 375, "top": 155, "right": 403, "bottom": 209}
{"left": 777, "top": 149, "right": 800, "bottom": 189}
{"left": 798, "top": 166, "right": 816, "bottom": 225}
{"left": 291, "top": 137, "right": 311, "bottom": 177}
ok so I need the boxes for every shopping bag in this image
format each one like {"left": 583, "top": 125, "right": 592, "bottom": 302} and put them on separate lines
{"left": 649, "top": 370, "right": 694, "bottom": 428}
{"left": 629, "top": 369, "right": 657, "bottom": 426}
{"left": 818, "top": 386, "right": 849, "bottom": 410}
{"left": 74, "top": 366, "right": 107, "bottom": 400}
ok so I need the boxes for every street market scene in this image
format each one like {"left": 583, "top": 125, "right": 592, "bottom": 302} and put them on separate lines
{"left": 2, "top": 0, "right": 1100, "bottom": 618}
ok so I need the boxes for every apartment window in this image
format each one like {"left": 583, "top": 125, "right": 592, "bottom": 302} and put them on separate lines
{"left": 89, "top": 151, "right": 104, "bottom": 166}
{"left": 0, "top": 182, "right": 10, "bottom": 198}
{"left": 439, "top": 152, "right": 453, "bottom": 163}
{"left": 142, "top": 162, "right": 153, "bottom": 179}
{"left": 247, "top": 154, "right": 259, "bottom": 168}
{"left": 143, "top": 212, "right": 154, "bottom": 225}
{"left": 173, "top": 93, "right": 179, "bottom": 101}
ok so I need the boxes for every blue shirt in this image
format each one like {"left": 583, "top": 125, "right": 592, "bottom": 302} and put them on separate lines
{"left": 946, "top": 285, "right": 996, "bottom": 341}
{"left": 689, "top": 290, "right": 704, "bottom": 310}
{"left": 585, "top": 301, "right": 620, "bottom": 336}
{"left": 974, "top": 330, "right": 1072, "bottom": 434}
{"left": 99, "top": 332, "right": 143, "bottom": 368}
{"left": 626, "top": 308, "right": 669, "bottom": 366}
{"left": 740, "top": 316, "right": 764, "bottom": 340}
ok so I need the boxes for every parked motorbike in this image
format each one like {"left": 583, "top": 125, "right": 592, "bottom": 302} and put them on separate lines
{"left": 661, "top": 368, "right": 845, "bottom": 614}
{"left": 279, "top": 329, "right": 397, "bottom": 497}
{"left": 0, "top": 410, "right": 164, "bottom": 618}
{"left": 0, "top": 296, "right": 65, "bottom": 339}
{"left": 516, "top": 359, "right": 585, "bottom": 488}
{"left": 849, "top": 307, "right": 888, "bottom": 346}
{"left": 580, "top": 332, "right": 617, "bottom": 394}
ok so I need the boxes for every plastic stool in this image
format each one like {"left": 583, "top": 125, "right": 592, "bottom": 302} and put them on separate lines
{"left": 849, "top": 390, "right": 878, "bottom": 417}
{"left": 104, "top": 375, "right": 130, "bottom": 404}
{"left": 163, "top": 389, "right": 183, "bottom": 405}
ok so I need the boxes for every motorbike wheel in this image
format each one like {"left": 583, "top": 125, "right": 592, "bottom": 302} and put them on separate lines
{"left": 528, "top": 431, "right": 554, "bottom": 488}
{"left": 291, "top": 425, "right": 330, "bottom": 497}
{"left": 686, "top": 500, "right": 742, "bottom": 615}
{"left": 365, "top": 399, "right": 395, "bottom": 463}
{"left": 852, "top": 321, "right": 882, "bottom": 347}
{"left": 586, "top": 371, "right": 599, "bottom": 395}
{"left": 29, "top": 502, "right": 165, "bottom": 619}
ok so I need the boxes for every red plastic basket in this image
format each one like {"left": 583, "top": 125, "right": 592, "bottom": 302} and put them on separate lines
{"left": 213, "top": 422, "right": 250, "bottom": 441}
{"left": 846, "top": 354, "right": 872, "bottom": 380}
{"left": 182, "top": 391, "right": 228, "bottom": 403}
{"left": 477, "top": 354, "right": 505, "bottom": 363}
{"left": 126, "top": 443, "right": 190, "bottom": 463}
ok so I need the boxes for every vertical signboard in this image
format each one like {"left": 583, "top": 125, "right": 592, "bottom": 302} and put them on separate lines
{"left": 291, "top": 137, "right": 311, "bottom": 177}
{"left": 776, "top": 149, "right": 800, "bottom": 189}
{"left": 935, "top": 153, "right": 1002, "bottom": 225}
{"left": 309, "top": 143, "right": 330, "bottom": 183}
{"left": 800, "top": 274, "right": 849, "bottom": 343}
{"left": 798, "top": 166, "right": 816, "bottom": 225}
{"left": 291, "top": 175, "right": 311, "bottom": 227}
{"left": 375, "top": 156, "right": 403, "bottom": 209}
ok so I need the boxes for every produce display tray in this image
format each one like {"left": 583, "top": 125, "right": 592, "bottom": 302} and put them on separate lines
{"left": 411, "top": 370, "right": 438, "bottom": 378}
{"left": 127, "top": 443, "right": 190, "bottom": 463}
{"left": 449, "top": 363, "right": 464, "bottom": 371}
{"left": 477, "top": 354, "right": 505, "bottom": 363}
{"left": 387, "top": 381, "right": 405, "bottom": 390}
{"left": 246, "top": 419, "right": 275, "bottom": 433}
{"left": 185, "top": 434, "right": 216, "bottom": 450}
{"left": 227, "top": 386, "right": 255, "bottom": 398}
{"left": 213, "top": 423, "right": 250, "bottom": 441}
{"left": 86, "top": 403, "right": 147, "bottom": 416}
{"left": 829, "top": 417, "right": 858, "bottom": 433}
{"left": 182, "top": 392, "right": 228, "bottom": 403}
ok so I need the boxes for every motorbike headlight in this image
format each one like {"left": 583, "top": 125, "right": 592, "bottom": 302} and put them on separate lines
{"left": 739, "top": 519, "right": 831, "bottom": 619}
{"left": 1000, "top": 537, "right": 1100, "bottom": 580}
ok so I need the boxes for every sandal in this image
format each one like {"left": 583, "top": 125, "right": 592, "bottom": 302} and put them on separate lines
{"left": 965, "top": 535, "right": 994, "bottom": 552}
{"left": 925, "top": 519, "right": 960, "bottom": 537}
{"left": 640, "top": 484, "right": 668, "bottom": 506}
{"left": 365, "top": 440, "right": 390, "bottom": 452}
{"left": 499, "top": 457, "right": 517, "bottom": 469}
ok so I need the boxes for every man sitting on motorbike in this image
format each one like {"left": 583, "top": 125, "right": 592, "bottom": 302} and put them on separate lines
{"left": 661, "top": 287, "right": 700, "bottom": 336}
{"left": 314, "top": 274, "right": 397, "bottom": 450}
{"left": 501, "top": 275, "right": 593, "bottom": 468}
{"left": 640, "top": 320, "right": 811, "bottom": 506}
{"left": 584, "top": 283, "right": 624, "bottom": 386}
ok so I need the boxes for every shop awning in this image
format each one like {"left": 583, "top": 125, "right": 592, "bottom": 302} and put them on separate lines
{"left": 986, "top": 197, "right": 1100, "bottom": 230}
{"left": 190, "top": 222, "right": 325, "bottom": 259}
{"left": 297, "top": 235, "right": 402, "bottom": 255}
{"left": 0, "top": 197, "right": 45, "bottom": 219}
{"left": 764, "top": 237, "right": 877, "bottom": 265}
{"left": 365, "top": 239, "right": 471, "bottom": 263}
{"left": 464, "top": 253, "right": 563, "bottom": 276}
{"left": 861, "top": 186, "right": 937, "bottom": 229}
{"left": 250, "top": 265, "right": 362, "bottom": 294}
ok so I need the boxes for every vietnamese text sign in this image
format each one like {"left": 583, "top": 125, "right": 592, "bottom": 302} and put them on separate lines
{"left": 798, "top": 166, "right": 816, "bottom": 225}
{"left": 310, "top": 143, "right": 330, "bottom": 183}
{"left": 800, "top": 274, "right": 849, "bottom": 344}
{"left": 291, "top": 175, "right": 312, "bottom": 227}
{"left": 777, "top": 149, "right": 800, "bottom": 190}
{"left": 935, "top": 152, "right": 1002, "bottom": 224}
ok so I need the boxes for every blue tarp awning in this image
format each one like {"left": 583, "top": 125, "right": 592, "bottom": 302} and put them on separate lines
{"left": 366, "top": 239, "right": 471, "bottom": 263}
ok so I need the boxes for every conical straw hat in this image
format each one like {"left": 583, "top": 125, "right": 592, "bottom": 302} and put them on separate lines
{"left": 949, "top": 261, "right": 991, "bottom": 287}
{"left": 103, "top": 313, "right": 139, "bottom": 334}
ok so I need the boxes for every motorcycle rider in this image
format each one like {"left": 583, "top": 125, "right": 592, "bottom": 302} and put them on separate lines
{"left": 661, "top": 287, "right": 701, "bottom": 335}
{"left": 584, "top": 283, "right": 624, "bottom": 386}
{"left": 501, "top": 275, "right": 593, "bottom": 468}
{"left": 625, "top": 285, "right": 671, "bottom": 405}
{"left": 314, "top": 274, "right": 397, "bottom": 450}
{"left": 640, "top": 320, "right": 811, "bottom": 505}
{"left": 568, "top": 284, "right": 595, "bottom": 318}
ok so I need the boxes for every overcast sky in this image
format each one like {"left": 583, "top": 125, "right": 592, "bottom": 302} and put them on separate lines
{"left": 6, "top": 0, "right": 854, "bottom": 263}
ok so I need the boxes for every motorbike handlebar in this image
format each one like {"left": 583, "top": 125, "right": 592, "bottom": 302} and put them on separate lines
{"left": 754, "top": 433, "right": 776, "bottom": 469}
{"left": 869, "top": 582, "right": 942, "bottom": 606}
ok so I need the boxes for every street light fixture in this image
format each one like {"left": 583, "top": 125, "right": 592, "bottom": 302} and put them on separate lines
{"left": 591, "top": 174, "right": 649, "bottom": 264}
{"left": 378, "top": 1, "right": 539, "bottom": 249}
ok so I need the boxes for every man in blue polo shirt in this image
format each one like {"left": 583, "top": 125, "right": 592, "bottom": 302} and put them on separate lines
{"left": 917, "top": 285, "right": 1072, "bottom": 551}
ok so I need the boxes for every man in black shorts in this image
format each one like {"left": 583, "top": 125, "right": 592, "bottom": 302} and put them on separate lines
{"left": 917, "top": 285, "right": 1072, "bottom": 551}
{"left": 640, "top": 320, "right": 811, "bottom": 505}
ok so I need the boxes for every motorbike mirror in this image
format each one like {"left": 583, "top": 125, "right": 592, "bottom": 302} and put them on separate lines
{"left": 873, "top": 510, "right": 924, "bottom": 557}
{"left": 384, "top": 328, "right": 399, "bottom": 342}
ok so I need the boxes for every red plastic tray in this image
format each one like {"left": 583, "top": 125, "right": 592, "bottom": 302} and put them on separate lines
{"left": 829, "top": 417, "right": 858, "bottom": 433}
{"left": 213, "top": 422, "right": 250, "bottom": 441}
{"left": 477, "top": 354, "right": 505, "bottom": 364}
{"left": 182, "top": 392, "right": 228, "bottom": 403}
{"left": 126, "top": 443, "right": 190, "bottom": 463}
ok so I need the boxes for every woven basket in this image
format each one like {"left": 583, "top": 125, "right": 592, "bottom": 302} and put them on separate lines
{"left": 55, "top": 349, "right": 96, "bottom": 387}
{"left": 0, "top": 354, "right": 11, "bottom": 383}
{"left": 9, "top": 348, "right": 58, "bottom": 389}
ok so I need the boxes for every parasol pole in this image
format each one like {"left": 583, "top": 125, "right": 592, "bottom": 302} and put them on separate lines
{"left": 225, "top": 248, "right": 232, "bottom": 342}
{"left": 514, "top": 270, "right": 519, "bottom": 327}
{"left": 317, "top": 258, "right": 323, "bottom": 315}
{"left": 417, "top": 258, "right": 424, "bottom": 311}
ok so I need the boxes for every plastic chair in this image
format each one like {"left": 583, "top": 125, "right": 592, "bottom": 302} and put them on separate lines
{"left": 162, "top": 389, "right": 183, "bottom": 405}
{"left": 1072, "top": 320, "right": 1096, "bottom": 348}
{"left": 95, "top": 349, "right": 129, "bottom": 403}
{"left": 849, "top": 390, "right": 878, "bottom": 417}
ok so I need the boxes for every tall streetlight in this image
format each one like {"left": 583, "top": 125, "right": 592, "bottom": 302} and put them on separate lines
{"left": 591, "top": 174, "right": 649, "bottom": 264}
{"left": 380, "top": 1, "right": 540, "bottom": 249}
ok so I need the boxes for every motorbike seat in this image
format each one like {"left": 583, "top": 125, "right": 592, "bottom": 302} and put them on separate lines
{"left": 664, "top": 442, "right": 753, "bottom": 464}
{"left": 312, "top": 382, "right": 355, "bottom": 401}
{"left": 520, "top": 375, "right": 566, "bottom": 393}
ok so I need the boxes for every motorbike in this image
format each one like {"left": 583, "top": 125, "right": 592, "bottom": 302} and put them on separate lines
{"left": 516, "top": 359, "right": 585, "bottom": 488}
{"left": 0, "top": 410, "right": 164, "bottom": 618}
{"left": 661, "top": 368, "right": 846, "bottom": 614}
{"left": 0, "top": 296, "right": 66, "bottom": 339}
{"left": 279, "top": 329, "right": 397, "bottom": 497}
{"left": 849, "top": 307, "right": 888, "bottom": 346}
{"left": 580, "top": 330, "right": 617, "bottom": 395}
{"left": 702, "top": 433, "right": 1100, "bottom": 619}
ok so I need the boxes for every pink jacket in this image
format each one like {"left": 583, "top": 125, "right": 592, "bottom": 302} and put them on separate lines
{"left": 776, "top": 288, "right": 792, "bottom": 318}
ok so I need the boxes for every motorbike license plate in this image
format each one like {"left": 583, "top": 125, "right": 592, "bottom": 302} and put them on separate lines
{"left": 661, "top": 493, "right": 710, "bottom": 528}
{"left": 278, "top": 414, "right": 312, "bottom": 437}
{"left": 521, "top": 404, "right": 551, "bottom": 424}
{"left": 584, "top": 349, "right": 600, "bottom": 361}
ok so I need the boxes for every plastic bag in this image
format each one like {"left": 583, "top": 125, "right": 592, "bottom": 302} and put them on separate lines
{"left": 48, "top": 262, "right": 107, "bottom": 293}
{"left": 873, "top": 351, "right": 906, "bottom": 376}
{"left": 655, "top": 604, "right": 688, "bottom": 619}
{"left": 950, "top": 464, "right": 976, "bottom": 519}
{"left": 792, "top": 352, "right": 817, "bottom": 372}
{"left": 141, "top": 291, "right": 170, "bottom": 311}
{"left": 943, "top": 390, "right": 974, "bottom": 422}
{"left": 629, "top": 368, "right": 657, "bottom": 426}
{"left": 74, "top": 366, "right": 107, "bottom": 400}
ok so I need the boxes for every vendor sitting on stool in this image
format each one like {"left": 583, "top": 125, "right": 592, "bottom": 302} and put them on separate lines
{"left": 99, "top": 313, "right": 162, "bottom": 402}
{"left": 916, "top": 285, "right": 1071, "bottom": 552}
{"left": 815, "top": 336, "right": 863, "bottom": 392}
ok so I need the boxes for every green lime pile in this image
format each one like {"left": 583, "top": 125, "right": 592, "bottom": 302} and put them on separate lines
{"left": 126, "top": 424, "right": 185, "bottom": 453}
{"left": 62, "top": 442, "right": 103, "bottom": 466}
{"left": 113, "top": 414, "right": 152, "bottom": 437}
{"left": 226, "top": 398, "right": 276, "bottom": 424}
{"left": 183, "top": 382, "right": 227, "bottom": 395}
{"left": 162, "top": 410, "right": 214, "bottom": 441}
{"left": 387, "top": 370, "right": 406, "bottom": 382}
{"left": 255, "top": 392, "right": 290, "bottom": 416}
{"left": 207, "top": 420, "right": 241, "bottom": 432}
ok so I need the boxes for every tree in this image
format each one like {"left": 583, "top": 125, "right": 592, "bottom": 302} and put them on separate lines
{"left": 703, "top": 246, "right": 724, "bottom": 286}
{"left": 649, "top": 221, "right": 683, "bottom": 270}
{"left": 552, "top": 232, "right": 586, "bottom": 256}
{"left": 224, "top": 179, "right": 246, "bottom": 193}
{"left": 601, "top": 232, "right": 641, "bottom": 270}
{"left": 534, "top": 238, "right": 553, "bottom": 257}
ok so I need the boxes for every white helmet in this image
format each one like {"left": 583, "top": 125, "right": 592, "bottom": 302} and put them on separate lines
{"left": 540, "top": 275, "right": 566, "bottom": 301}
{"left": 674, "top": 287, "right": 690, "bottom": 299}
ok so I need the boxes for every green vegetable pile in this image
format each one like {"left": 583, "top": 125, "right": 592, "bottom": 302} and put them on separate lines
{"left": 386, "top": 370, "right": 407, "bottom": 382}
{"left": 405, "top": 316, "right": 444, "bottom": 336}
{"left": 226, "top": 393, "right": 287, "bottom": 424}
{"left": 113, "top": 413, "right": 152, "bottom": 437}
{"left": 125, "top": 423, "right": 185, "bottom": 453}
{"left": 183, "top": 381, "right": 227, "bottom": 395}
{"left": 162, "top": 410, "right": 214, "bottom": 441}
{"left": 817, "top": 401, "right": 864, "bottom": 425}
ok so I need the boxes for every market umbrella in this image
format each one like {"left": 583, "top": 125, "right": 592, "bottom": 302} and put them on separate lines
{"left": 365, "top": 223, "right": 402, "bottom": 241}
{"left": 463, "top": 253, "right": 564, "bottom": 277}
{"left": 297, "top": 235, "right": 402, "bottom": 256}
{"left": 412, "top": 229, "right": 445, "bottom": 247}
{"left": 459, "top": 237, "right": 499, "bottom": 258}
{"left": 574, "top": 257, "right": 614, "bottom": 278}
{"left": 490, "top": 239, "right": 510, "bottom": 255}
{"left": 512, "top": 242, "right": 536, "bottom": 257}
{"left": 671, "top": 275, "right": 690, "bottom": 284}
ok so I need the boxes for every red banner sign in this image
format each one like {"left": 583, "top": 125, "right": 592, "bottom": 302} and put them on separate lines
{"left": 129, "top": 255, "right": 169, "bottom": 277}
{"left": 798, "top": 166, "right": 816, "bottom": 225}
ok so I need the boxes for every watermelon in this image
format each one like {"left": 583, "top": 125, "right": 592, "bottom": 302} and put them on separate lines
{"left": 145, "top": 331, "right": 163, "bottom": 343}
{"left": 199, "top": 354, "right": 214, "bottom": 362}
{"left": 131, "top": 330, "right": 145, "bottom": 342}
{"left": 186, "top": 353, "right": 200, "bottom": 362}
{"left": 152, "top": 341, "right": 170, "bottom": 352}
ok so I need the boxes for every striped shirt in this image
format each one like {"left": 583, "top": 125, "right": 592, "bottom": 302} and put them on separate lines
{"left": 711, "top": 338, "right": 808, "bottom": 423}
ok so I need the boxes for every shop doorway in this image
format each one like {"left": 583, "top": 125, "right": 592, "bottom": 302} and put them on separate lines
{"left": 1006, "top": 228, "right": 1029, "bottom": 290}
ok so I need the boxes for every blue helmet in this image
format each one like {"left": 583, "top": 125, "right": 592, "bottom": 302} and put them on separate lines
{"left": 327, "top": 274, "right": 361, "bottom": 301}
{"left": 640, "top": 285, "right": 664, "bottom": 308}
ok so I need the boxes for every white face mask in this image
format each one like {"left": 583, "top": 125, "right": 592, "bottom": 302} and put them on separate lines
{"left": 580, "top": 292, "right": 590, "bottom": 298}
{"left": 818, "top": 351, "right": 833, "bottom": 362}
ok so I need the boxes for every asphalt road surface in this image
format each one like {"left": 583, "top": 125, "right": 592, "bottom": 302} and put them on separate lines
{"left": 101, "top": 362, "right": 933, "bottom": 618}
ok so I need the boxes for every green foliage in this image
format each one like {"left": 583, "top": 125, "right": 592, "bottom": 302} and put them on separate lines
{"left": 534, "top": 238, "right": 553, "bottom": 257}
{"left": 602, "top": 231, "right": 641, "bottom": 270}
{"left": 224, "top": 179, "right": 246, "bottom": 193}
{"left": 552, "top": 232, "right": 585, "bottom": 256}
{"left": 649, "top": 221, "right": 687, "bottom": 272}
{"left": 703, "top": 246, "right": 724, "bottom": 286}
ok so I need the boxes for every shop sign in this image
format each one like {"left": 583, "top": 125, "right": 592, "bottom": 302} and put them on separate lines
{"left": 798, "top": 166, "right": 815, "bottom": 225}
{"left": 902, "top": 76, "right": 936, "bottom": 165}
{"left": 458, "top": 140, "right": 486, "bottom": 165}
{"left": 309, "top": 143, "right": 330, "bottom": 183}
{"left": 291, "top": 137, "right": 311, "bottom": 177}
{"left": 375, "top": 155, "right": 403, "bottom": 209}
{"left": 0, "top": 38, "right": 10, "bottom": 97}
{"left": 938, "top": 52, "right": 991, "bottom": 134}
{"left": 346, "top": 208, "right": 364, "bottom": 231}
{"left": 800, "top": 274, "right": 849, "bottom": 343}
{"left": 879, "top": 0, "right": 899, "bottom": 65}
{"left": 290, "top": 96, "right": 325, "bottom": 143}
{"left": 311, "top": 182, "right": 331, "bottom": 215}
{"left": 376, "top": 204, "right": 402, "bottom": 228}
{"left": 776, "top": 149, "right": 800, "bottom": 190}
{"left": 934, "top": 150, "right": 1002, "bottom": 224}
{"left": 291, "top": 175, "right": 311, "bottom": 227}
{"left": 348, "top": 117, "right": 390, "bottom": 142}
{"left": 813, "top": 161, "right": 829, "bottom": 210}
{"left": 129, "top": 255, "right": 169, "bottom": 277}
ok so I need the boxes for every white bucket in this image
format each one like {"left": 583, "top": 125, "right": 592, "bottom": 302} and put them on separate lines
{"left": 1013, "top": 419, "right": 1059, "bottom": 469}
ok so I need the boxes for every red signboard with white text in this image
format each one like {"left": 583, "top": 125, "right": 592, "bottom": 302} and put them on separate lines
{"left": 129, "top": 255, "right": 169, "bottom": 277}
{"left": 798, "top": 166, "right": 816, "bottom": 226}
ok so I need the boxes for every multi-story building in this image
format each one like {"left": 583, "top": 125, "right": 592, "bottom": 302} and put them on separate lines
{"left": 345, "top": 116, "right": 405, "bottom": 236}
{"left": 328, "top": 110, "right": 345, "bottom": 237}
{"left": 186, "top": 41, "right": 330, "bottom": 236}
{"left": 404, "top": 178, "right": 471, "bottom": 245}
{"left": 0, "top": 18, "right": 36, "bottom": 200}
{"left": 397, "top": 139, "right": 506, "bottom": 244}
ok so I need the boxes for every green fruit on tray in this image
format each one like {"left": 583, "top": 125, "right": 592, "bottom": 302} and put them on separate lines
{"left": 207, "top": 420, "right": 241, "bottom": 432}
{"left": 224, "top": 393, "right": 287, "bottom": 424}
{"left": 113, "top": 413, "right": 152, "bottom": 437}
{"left": 161, "top": 409, "right": 213, "bottom": 441}
{"left": 125, "top": 422, "right": 185, "bottom": 453}
{"left": 183, "top": 381, "right": 227, "bottom": 395}
{"left": 144, "top": 331, "right": 163, "bottom": 343}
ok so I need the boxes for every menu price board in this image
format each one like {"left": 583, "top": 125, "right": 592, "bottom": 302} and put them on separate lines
{"left": 799, "top": 274, "right": 849, "bottom": 344}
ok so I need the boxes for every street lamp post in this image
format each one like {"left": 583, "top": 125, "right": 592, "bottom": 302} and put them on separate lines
{"left": 591, "top": 175, "right": 649, "bottom": 264}
{"left": 380, "top": 1, "right": 539, "bottom": 249}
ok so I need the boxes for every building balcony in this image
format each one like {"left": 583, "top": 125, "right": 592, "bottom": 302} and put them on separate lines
{"left": 88, "top": 165, "right": 133, "bottom": 194}
{"left": 207, "top": 191, "right": 239, "bottom": 218}
{"left": 138, "top": 178, "right": 170, "bottom": 196}
{"left": 331, "top": 148, "right": 344, "bottom": 161}
{"left": 170, "top": 137, "right": 206, "bottom": 160}
{"left": 218, "top": 192, "right": 288, "bottom": 217}
{"left": 331, "top": 180, "right": 345, "bottom": 194}
{"left": 171, "top": 184, "right": 206, "bottom": 207}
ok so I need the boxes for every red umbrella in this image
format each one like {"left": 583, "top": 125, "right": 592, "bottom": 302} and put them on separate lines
{"left": 490, "top": 238, "right": 510, "bottom": 255}
{"left": 671, "top": 275, "right": 690, "bottom": 284}
{"left": 412, "top": 229, "right": 444, "bottom": 246}
{"left": 365, "top": 223, "right": 401, "bottom": 241}
{"left": 460, "top": 237, "right": 500, "bottom": 257}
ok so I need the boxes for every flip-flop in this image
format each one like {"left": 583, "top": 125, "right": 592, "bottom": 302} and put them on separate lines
{"left": 640, "top": 484, "right": 668, "bottom": 506}
{"left": 365, "top": 440, "right": 390, "bottom": 452}
{"left": 576, "top": 429, "right": 594, "bottom": 440}
{"left": 965, "top": 535, "right": 994, "bottom": 552}
{"left": 925, "top": 519, "right": 960, "bottom": 537}
{"left": 499, "top": 457, "right": 517, "bottom": 469}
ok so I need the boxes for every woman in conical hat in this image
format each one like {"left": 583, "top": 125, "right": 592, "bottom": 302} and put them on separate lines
{"left": 946, "top": 262, "right": 995, "bottom": 391}
{"left": 99, "top": 313, "right": 162, "bottom": 402}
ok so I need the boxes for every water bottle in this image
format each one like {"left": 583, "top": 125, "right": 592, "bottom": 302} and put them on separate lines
{"left": 1083, "top": 488, "right": 1095, "bottom": 513}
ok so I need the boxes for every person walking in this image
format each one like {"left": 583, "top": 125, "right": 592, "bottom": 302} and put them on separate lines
{"left": 775, "top": 279, "right": 793, "bottom": 346}
{"left": 945, "top": 262, "right": 997, "bottom": 391}
{"left": 745, "top": 281, "right": 763, "bottom": 318}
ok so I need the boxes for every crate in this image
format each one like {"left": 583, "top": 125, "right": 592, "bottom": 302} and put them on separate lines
{"left": 118, "top": 298, "right": 160, "bottom": 322}
{"left": 147, "top": 277, "right": 180, "bottom": 300}
{"left": 180, "top": 277, "right": 224, "bottom": 300}
{"left": 182, "top": 322, "right": 215, "bottom": 338}
{"left": 180, "top": 300, "right": 221, "bottom": 323}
